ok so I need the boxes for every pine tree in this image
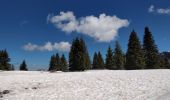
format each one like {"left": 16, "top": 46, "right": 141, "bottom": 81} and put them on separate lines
{"left": 55, "top": 53, "right": 61, "bottom": 71}
{"left": 143, "top": 27, "right": 160, "bottom": 69}
{"left": 80, "top": 38, "right": 91, "bottom": 69}
{"left": 20, "top": 60, "right": 28, "bottom": 71}
{"left": 96, "top": 52, "right": 105, "bottom": 69}
{"left": 48, "top": 55, "right": 56, "bottom": 71}
{"left": 114, "top": 41, "right": 125, "bottom": 70}
{"left": 69, "top": 38, "right": 84, "bottom": 71}
{"left": 105, "top": 46, "right": 115, "bottom": 70}
{"left": 69, "top": 38, "right": 91, "bottom": 71}
{"left": 164, "top": 57, "right": 170, "bottom": 69}
{"left": 60, "top": 54, "right": 68, "bottom": 72}
{"left": 0, "top": 50, "right": 11, "bottom": 70}
{"left": 125, "top": 30, "right": 145, "bottom": 70}
{"left": 92, "top": 52, "right": 98, "bottom": 69}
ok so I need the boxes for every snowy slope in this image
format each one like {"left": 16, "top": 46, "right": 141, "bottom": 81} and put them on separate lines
{"left": 0, "top": 70, "right": 170, "bottom": 100}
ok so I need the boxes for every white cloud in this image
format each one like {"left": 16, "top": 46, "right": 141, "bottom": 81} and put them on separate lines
{"left": 157, "top": 8, "right": 170, "bottom": 14}
{"left": 48, "top": 11, "right": 129, "bottom": 42}
{"left": 23, "top": 42, "right": 71, "bottom": 52}
{"left": 148, "top": 5, "right": 155, "bottom": 13}
{"left": 148, "top": 5, "right": 170, "bottom": 14}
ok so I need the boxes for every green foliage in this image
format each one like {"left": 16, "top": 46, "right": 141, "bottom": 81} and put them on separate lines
{"left": 125, "top": 31, "right": 145, "bottom": 70}
{"left": 69, "top": 38, "right": 91, "bottom": 71}
{"left": 92, "top": 52, "right": 98, "bottom": 69}
{"left": 0, "top": 50, "right": 11, "bottom": 70}
{"left": 113, "top": 41, "right": 125, "bottom": 69}
{"left": 93, "top": 52, "right": 105, "bottom": 69}
{"left": 48, "top": 53, "right": 68, "bottom": 71}
{"left": 97, "top": 52, "right": 105, "bottom": 69}
{"left": 60, "top": 54, "right": 68, "bottom": 72}
{"left": 55, "top": 53, "right": 61, "bottom": 71}
{"left": 105, "top": 46, "right": 115, "bottom": 69}
{"left": 20, "top": 60, "right": 28, "bottom": 71}
{"left": 143, "top": 27, "right": 160, "bottom": 69}
{"left": 49, "top": 55, "right": 57, "bottom": 71}
{"left": 80, "top": 38, "right": 91, "bottom": 69}
{"left": 164, "top": 57, "right": 170, "bottom": 69}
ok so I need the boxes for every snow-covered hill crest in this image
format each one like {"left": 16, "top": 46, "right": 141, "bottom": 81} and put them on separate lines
{"left": 0, "top": 70, "right": 170, "bottom": 100}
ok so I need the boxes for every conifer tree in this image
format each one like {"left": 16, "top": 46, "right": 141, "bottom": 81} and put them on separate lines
{"left": 55, "top": 53, "right": 61, "bottom": 71}
{"left": 69, "top": 38, "right": 90, "bottom": 71}
{"left": 92, "top": 52, "right": 98, "bottom": 69}
{"left": 114, "top": 41, "right": 125, "bottom": 69}
{"left": 96, "top": 52, "right": 105, "bottom": 69}
{"left": 164, "top": 57, "right": 170, "bottom": 69}
{"left": 69, "top": 38, "right": 83, "bottom": 71}
{"left": 125, "top": 30, "right": 145, "bottom": 70}
{"left": 105, "top": 46, "right": 115, "bottom": 69}
{"left": 48, "top": 55, "right": 56, "bottom": 71}
{"left": 60, "top": 54, "right": 68, "bottom": 72}
{"left": 20, "top": 60, "right": 28, "bottom": 71}
{"left": 0, "top": 50, "right": 11, "bottom": 70}
{"left": 143, "top": 27, "right": 160, "bottom": 69}
{"left": 80, "top": 38, "right": 91, "bottom": 69}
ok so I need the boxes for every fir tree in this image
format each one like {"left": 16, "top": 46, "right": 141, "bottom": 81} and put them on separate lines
{"left": 80, "top": 38, "right": 91, "bottom": 69}
{"left": 105, "top": 46, "right": 115, "bottom": 70}
{"left": 69, "top": 38, "right": 84, "bottom": 71}
{"left": 0, "top": 50, "right": 11, "bottom": 70}
{"left": 69, "top": 38, "right": 90, "bottom": 71}
{"left": 92, "top": 52, "right": 98, "bottom": 69}
{"left": 20, "top": 60, "right": 28, "bottom": 71}
{"left": 125, "top": 30, "right": 145, "bottom": 70}
{"left": 114, "top": 41, "right": 125, "bottom": 70}
{"left": 60, "top": 54, "right": 68, "bottom": 72}
{"left": 55, "top": 53, "right": 61, "bottom": 71}
{"left": 96, "top": 52, "right": 105, "bottom": 69}
{"left": 164, "top": 57, "right": 170, "bottom": 69}
{"left": 48, "top": 55, "right": 56, "bottom": 71}
{"left": 143, "top": 27, "right": 160, "bottom": 69}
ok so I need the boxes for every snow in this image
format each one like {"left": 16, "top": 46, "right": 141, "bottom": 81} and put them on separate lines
{"left": 0, "top": 70, "right": 170, "bottom": 100}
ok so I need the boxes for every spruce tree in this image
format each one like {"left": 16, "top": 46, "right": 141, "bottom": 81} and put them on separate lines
{"left": 114, "top": 41, "right": 125, "bottom": 70}
{"left": 0, "top": 50, "right": 11, "bottom": 70}
{"left": 80, "top": 38, "right": 91, "bottom": 69}
{"left": 69, "top": 38, "right": 83, "bottom": 71}
{"left": 55, "top": 53, "right": 61, "bottom": 71}
{"left": 164, "top": 57, "right": 170, "bottom": 69}
{"left": 69, "top": 38, "right": 90, "bottom": 71}
{"left": 92, "top": 52, "right": 98, "bottom": 69}
{"left": 60, "top": 54, "right": 68, "bottom": 72}
{"left": 105, "top": 46, "right": 115, "bottom": 70}
{"left": 143, "top": 27, "right": 160, "bottom": 69}
{"left": 96, "top": 52, "right": 105, "bottom": 69}
{"left": 48, "top": 55, "right": 56, "bottom": 71}
{"left": 125, "top": 30, "right": 145, "bottom": 70}
{"left": 20, "top": 60, "right": 28, "bottom": 71}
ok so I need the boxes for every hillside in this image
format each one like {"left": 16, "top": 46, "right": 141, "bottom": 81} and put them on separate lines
{"left": 0, "top": 70, "right": 170, "bottom": 100}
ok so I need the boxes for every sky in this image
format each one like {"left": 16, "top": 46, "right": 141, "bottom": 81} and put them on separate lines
{"left": 0, "top": 0, "right": 170, "bottom": 70}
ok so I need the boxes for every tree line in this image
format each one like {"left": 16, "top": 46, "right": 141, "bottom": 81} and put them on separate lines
{"left": 49, "top": 27, "right": 170, "bottom": 71}
{"left": 0, "top": 50, "right": 28, "bottom": 71}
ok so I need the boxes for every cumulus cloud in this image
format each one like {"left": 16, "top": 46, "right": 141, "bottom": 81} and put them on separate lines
{"left": 23, "top": 42, "right": 71, "bottom": 52}
{"left": 148, "top": 5, "right": 170, "bottom": 14}
{"left": 47, "top": 11, "right": 129, "bottom": 42}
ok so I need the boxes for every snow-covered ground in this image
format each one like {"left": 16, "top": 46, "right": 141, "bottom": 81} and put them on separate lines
{"left": 0, "top": 70, "right": 170, "bottom": 100}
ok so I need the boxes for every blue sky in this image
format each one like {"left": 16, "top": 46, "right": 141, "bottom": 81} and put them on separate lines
{"left": 0, "top": 0, "right": 170, "bottom": 70}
